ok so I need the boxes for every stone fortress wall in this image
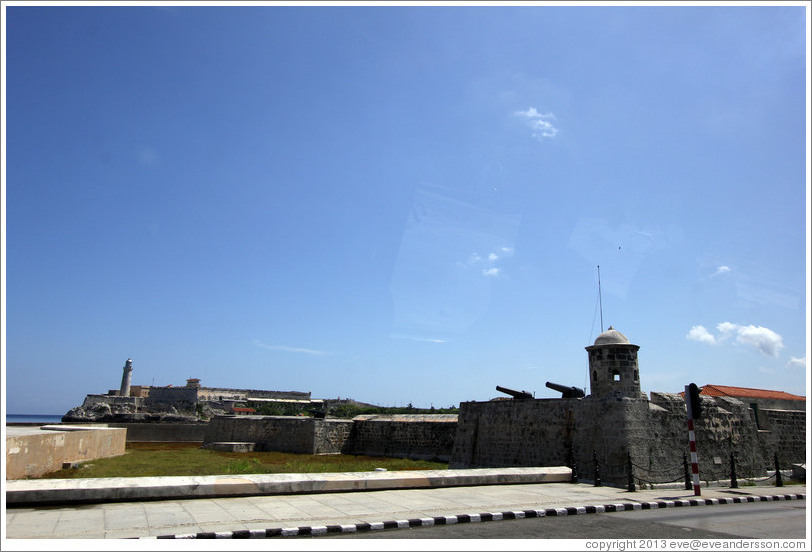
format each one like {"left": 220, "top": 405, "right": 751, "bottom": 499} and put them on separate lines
{"left": 196, "top": 387, "right": 311, "bottom": 402}
{"left": 62, "top": 330, "right": 805, "bottom": 484}
{"left": 448, "top": 328, "right": 806, "bottom": 486}
{"left": 202, "top": 416, "right": 353, "bottom": 454}
{"left": 346, "top": 415, "right": 458, "bottom": 462}
{"left": 202, "top": 414, "right": 457, "bottom": 461}
{"left": 449, "top": 392, "right": 804, "bottom": 485}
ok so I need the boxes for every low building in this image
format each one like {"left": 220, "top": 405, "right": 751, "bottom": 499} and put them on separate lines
{"left": 694, "top": 384, "right": 805, "bottom": 411}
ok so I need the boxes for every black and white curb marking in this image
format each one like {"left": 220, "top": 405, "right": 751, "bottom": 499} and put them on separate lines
{"left": 146, "top": 493, "right": 804, "bottom": 539}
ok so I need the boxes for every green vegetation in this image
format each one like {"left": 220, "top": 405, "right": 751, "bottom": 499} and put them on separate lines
{"left": 35, "top": 442, "right": 448, "bottom": 479}
{"left": 244, "top": 400, "right": 460, "bottom": 418}
{"left": 248, "top": 401, "right": 311, "bottom": 416}
{"left": 327, "top": 403, "right": 459, "bottom": 418}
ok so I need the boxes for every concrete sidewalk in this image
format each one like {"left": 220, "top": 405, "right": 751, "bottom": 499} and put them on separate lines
{"left": 4, "top": 472, "right": 804, "bottom": 539}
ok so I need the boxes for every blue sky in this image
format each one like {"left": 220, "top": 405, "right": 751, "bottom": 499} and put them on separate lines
{"left": 3, "top": 3, "right": 809, "bottom": 416}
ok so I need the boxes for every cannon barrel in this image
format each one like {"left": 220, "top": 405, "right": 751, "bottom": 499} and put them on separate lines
{"left": 545, "top": 381, "right": 586, "bottom": 399}
{"left": 496, "top": 385, "right": 533, "bottom": 400}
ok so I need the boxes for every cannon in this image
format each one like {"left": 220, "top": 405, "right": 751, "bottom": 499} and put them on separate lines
{"left": 496, "top": 385, "right": 533, "bottom": 400}
{"left": 545, "top": 381, "right": 586, "bottom": 399}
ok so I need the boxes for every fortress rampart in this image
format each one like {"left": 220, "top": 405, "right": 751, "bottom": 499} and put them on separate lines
{"left": 448, "top": 392, "right": 804, "bottom": 485}
{"left": 448, "top": 328, "right": 805, "bottom": 485}
{"left": 196, "top": 388, "right": 311, "bottom": 401}
{"left": 202, "top": 415, "right": 455, "bottom": 460}
{"left": 345, "top": 415, "right": 458, "bottom": 462}
{"left": 202, "top": 416, "right": 354, "bottom": 454}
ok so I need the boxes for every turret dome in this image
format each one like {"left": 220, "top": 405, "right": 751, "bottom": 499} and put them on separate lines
{"left": 593, "top": 326, "right": 630, "bottom": 346}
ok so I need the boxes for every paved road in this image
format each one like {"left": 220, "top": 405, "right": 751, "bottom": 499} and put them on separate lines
{"left": 318, "top": 500, "right": 807, "bottom": 539}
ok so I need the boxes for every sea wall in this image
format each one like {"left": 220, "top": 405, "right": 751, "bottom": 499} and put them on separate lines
{"left": 5, "top": 426, "right": 126, "bottom": 479}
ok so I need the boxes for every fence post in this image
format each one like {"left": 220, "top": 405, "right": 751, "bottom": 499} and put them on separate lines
{"left": 683, "top": 453, "right": 692, "bottom": 491}
{"left": 774, "top": 453, "right": 783, "bottom": 487}
{"left": 627, "top": 453, "right": 636, "bottom": 492}
{"left": 593, "top": 451, "right": 602, "bottom": 487}
{"left": 729, "top": 451, "right": 738, "bottom": 489}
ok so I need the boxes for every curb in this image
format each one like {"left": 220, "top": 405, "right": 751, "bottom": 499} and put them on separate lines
{"left": 5, "top": 467, "right": 571, "bottom": 506}
{"left": 144, "top": 492, "right": 805, "bottom": 539}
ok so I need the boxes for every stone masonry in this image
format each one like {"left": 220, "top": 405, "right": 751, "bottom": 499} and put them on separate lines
{"left": 450, "top": 327, "right": 805, "bottom": 486}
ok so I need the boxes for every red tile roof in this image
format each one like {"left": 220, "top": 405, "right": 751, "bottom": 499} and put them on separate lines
{"left": 695, "top": 385, "right": 805, "bottom": 401}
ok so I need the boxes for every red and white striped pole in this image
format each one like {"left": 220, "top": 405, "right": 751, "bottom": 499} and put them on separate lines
{"left": 685, "top": 384, "right": 701, "bottom": 496}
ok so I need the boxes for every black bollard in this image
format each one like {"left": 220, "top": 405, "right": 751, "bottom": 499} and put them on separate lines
{"left": 730, "top": 452, "right": 738, "bottom": 489}
{"left": 627, "top": 453, "right": 636, "bottom": 492}
{"left": 593, "top": 451, "right": 602, "bottom": 487}
{"left": 774, "top": 454, "right": 783, "bottom": 487}
{"left": 683, "top": 453, "right": 692, "bottom": 491}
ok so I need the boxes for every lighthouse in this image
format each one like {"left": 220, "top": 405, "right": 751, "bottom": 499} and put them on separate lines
{"left": 119, "top": 358, "right": 133, "bottom": 397}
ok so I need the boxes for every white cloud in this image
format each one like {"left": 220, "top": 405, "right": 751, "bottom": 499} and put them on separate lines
{"left": 252, "top": 340, "right": 332, "bottom": 356}
{"left": 514, "top": 107, "right": 558, "bottom": 140}
{"left": 786, "top": 356, "right": 806, "bottom": 370}
{"left": 716, "top": 321, "right": 738, "bottom": 340}
{"left": 734, "top": 324, "right": 784, "bottom": 357}
{"left": 688, "top": 322, "right": 784, "bottom": 357}
{"left": 715, "top": 265, "right": 730, "bottom": 276}
{"left": 460, "top": 247, "right": 512, "bottom": 277}
{"left": 687, "top": 325, "right": 716, "bottom": 345}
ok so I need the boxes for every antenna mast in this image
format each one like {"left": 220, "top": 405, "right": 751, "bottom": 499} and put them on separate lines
{"left": 597, "top": 265, "right": 604, "bottom": 332}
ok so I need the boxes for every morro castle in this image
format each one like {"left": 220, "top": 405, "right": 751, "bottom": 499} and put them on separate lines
{"left": 62, "top": 359, "right": 315, "bottom": 423}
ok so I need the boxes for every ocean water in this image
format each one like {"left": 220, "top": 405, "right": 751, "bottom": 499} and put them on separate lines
{"left": 6, "top": 414, "right": 64, "bottom": 424}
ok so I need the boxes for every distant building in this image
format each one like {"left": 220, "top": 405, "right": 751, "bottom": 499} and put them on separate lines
{"left": 681, "top": 384, "right": 806, "bottom": 412}
{"left": 64, "top": 365, "right": 314, "bottom": 423}
{"left": 129, "top": 385, "right": 151, "bottom": 398}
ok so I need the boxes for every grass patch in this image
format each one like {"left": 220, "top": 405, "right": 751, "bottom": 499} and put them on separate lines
{"left": 35, "top": 442, "right": 448, "bottom": 479}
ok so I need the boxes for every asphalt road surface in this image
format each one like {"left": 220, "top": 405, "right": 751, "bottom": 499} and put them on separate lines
{"left": 317, "top": 500, "right": 808, "bottom": 539}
